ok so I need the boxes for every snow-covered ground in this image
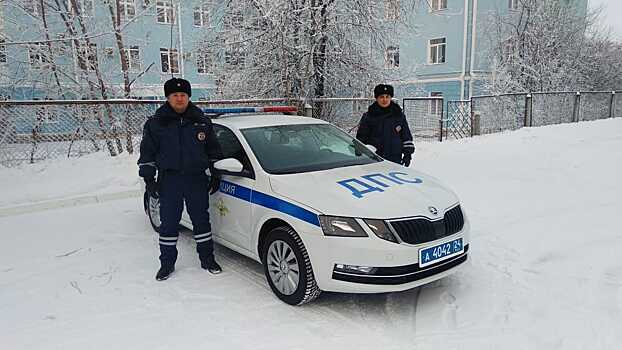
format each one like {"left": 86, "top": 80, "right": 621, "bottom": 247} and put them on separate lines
{"left": 1, "top": 118, "right": 621, "bottom": 349}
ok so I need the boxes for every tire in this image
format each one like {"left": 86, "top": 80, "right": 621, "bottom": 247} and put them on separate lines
{"left": 144, "top": 191, "right": 161, "bottom": 233}
{"left": 262, "top": 226, "right": 321, "bottom": 305}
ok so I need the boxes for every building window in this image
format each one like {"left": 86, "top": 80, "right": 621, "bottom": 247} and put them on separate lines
{"left": 118, "top": 0, "right": 136, "bottom": 21}
{"left": 0, "top": 39, "right": 6, "bottom": 63}
{"left": 508, "top": 0, "right": 518, "bottom": 10}
{"left": 385, "top": 45, "right": 400, "bottom": 69}
{"left": 225, "top": 43, "right": 246, "bottom": 66}
{"left": 193, "top": 3, "right": 210, "bottom": 27}
{"left": 29, "top": 43, "right": 50, "bottom": 69}
{"left": 76, "top": 43, "right": 98, "bottom": 71}
{"left": 428, "top": 37, "right": 446, "bottom": 64}
{"left": 156, "top": 0, "right": 175, "bottom": 24}
{"left": 196, "top": 49, "right": 212, "bottom": 74}
{"left": 224, "top": 10, "right": 243, "bottom": 29}
{"left": 124, "top": 46, "right": 141, "bottom": 71}
{"left": 385, "top": 0, "right": 399, "bottom": 20}
{"left": 160, "top": 47, "right": 179, "bottom": 73}
{"left": 430, "top": 0, "right": 447, "bottom": 11}
{"left": 68, "top": 0, "right": 94, "bottom": 17}
{"left": 429, "top": 92, "right": 443, "bottom": 115}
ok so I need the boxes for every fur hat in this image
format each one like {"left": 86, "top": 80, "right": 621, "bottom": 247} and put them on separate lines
{"left": 374, "top": 84, "right": 394, "bottom": 98}
{"left": 164, "top": 78, "right": 192, "bottom": 97}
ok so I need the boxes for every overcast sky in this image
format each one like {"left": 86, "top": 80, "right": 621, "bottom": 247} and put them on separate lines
{"left": 589, "top": 0, "right": 622, "bottom": 39}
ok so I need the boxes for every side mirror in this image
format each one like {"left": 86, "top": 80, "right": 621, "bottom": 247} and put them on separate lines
{"left": 214, "top": 158, "right": 244, "bottom": 173}
{"left": 366, "top": 144, "right": 377, "bottom": 153}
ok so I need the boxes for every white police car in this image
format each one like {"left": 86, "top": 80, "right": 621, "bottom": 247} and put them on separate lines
{"left": 144, "top": 107, "right": 470, "bottom": 305}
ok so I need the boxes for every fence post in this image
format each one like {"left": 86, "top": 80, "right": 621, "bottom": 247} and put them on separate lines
{"left": 572, "top": 92, "right": 581, "bottom": 122}
{"left": 471, "top": 112, "right": 480, "bottom": 136}
{"left": 439, "top": 98, "right": 444, "bottom": 142}
{"left": 303, "top": 100, "right": 313, "bottom": 118}
{"left": 524, "top": 93, "right": 533, "bottom": 127}
{"left": 610, "top": 91, "right": 616, "bottom": 119}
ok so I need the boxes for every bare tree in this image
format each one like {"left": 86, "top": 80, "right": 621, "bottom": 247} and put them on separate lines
{"left": 199, "top": 0, "right": 420, "bottom": 100}
{"left": 486, "top": 0, "right": 622, "bottom": 94}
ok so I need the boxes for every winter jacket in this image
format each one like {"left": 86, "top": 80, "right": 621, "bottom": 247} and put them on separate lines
{"left": 355, "top": 101, "right": 415, "bottom": 164}
{"left": 137, "top": 102, "right": 222, "bottom": 179}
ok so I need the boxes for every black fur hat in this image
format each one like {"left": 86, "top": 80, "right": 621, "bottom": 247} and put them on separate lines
{"left": 374, "top": 84, "right": 394, "bottom": 98}
{"left": 164, "top": 78, "right": 192, "bottom": 97}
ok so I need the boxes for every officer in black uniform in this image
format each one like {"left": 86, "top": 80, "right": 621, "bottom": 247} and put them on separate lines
{"left": 356, "top": 84, "right": 415, "bottom": 166}
{"left": 138, "top": 78, "right": 223, "bottom": 281}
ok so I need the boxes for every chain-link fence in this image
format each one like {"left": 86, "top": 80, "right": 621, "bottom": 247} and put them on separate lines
{"left": 0, "top": 98, "right": 293, "bottom": 167}
{"left": 1, "top": 92, "right": 620, "bottom": 167}
{"left": 402, "top": 97, "right": 444, "bottom": 141}
{"left": 531, "top": 92, "right": 575, "bottom": 126}
{"left": 471, "top": 93, "right": 526, "bottom": 135}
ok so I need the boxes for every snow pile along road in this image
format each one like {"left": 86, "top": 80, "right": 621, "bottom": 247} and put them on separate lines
{"left": 1, "top": 118, "right": 621, "bottom": 349}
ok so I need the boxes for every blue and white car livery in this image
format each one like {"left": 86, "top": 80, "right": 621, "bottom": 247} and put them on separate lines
{"left": 144, "top": 108, "right": 470, "bottom": 305}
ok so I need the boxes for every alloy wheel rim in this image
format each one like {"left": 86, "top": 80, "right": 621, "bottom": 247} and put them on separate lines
{"left": 267, "top": 240, "right": 300, "bottom": 296}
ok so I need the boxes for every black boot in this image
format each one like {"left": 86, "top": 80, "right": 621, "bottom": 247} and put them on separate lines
{"left": 155, "top": 266, "right": 175, "bottom": 281}
{"left": 197, "top": 240, "right": 221, "bottom": 274}
{"left": 201, "top": 259, "right": 222, "bottom": 274}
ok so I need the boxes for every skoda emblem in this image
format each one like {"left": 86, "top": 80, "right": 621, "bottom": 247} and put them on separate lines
{"left": 197, "top": 131, "right": 206, "bottom": 141}
{"left": 428, "top": 206, "right": 438, "bottom": 216}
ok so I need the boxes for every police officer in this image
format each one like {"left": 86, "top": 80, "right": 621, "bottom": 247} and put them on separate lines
{"left": 356, "top": 84, "right": 415, "bottom": 166}
{"left": 138, "top": 78, "right": 223, "bottom": 281}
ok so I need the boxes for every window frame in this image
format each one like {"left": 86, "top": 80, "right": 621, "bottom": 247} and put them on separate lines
{"left": 428, "top": 37, "right": 446, "bottom": 64}
{"left": 29, "top": 43, "right": 51, "bottom": 70}
{"left": 196, "top": 49, "right": 212, "bottom": 75}
{"left": 508, "top": 0, "right": 519, "bottom": 10}
{"left": 75, "top": 42, "right": 98, "bottom": 71}
{"left": 118, "top": 0, "right": 136, "bottom": 21}
{"left": 193, "top": 3, "right": 211, "bottom": 27}
{"left": 429, "top": 92, "right": 443, "bottom": 116}
{"left": 159, "top": 47, "right": 179, "bottom": 73}
{"left": 124, "top": 45, "right": 141, "bottom": 72}
{"left": 156, "top": 0, "right": 175, "bottom": 24}
{"left": 430, "top": 0, "right": 447, "bottom": 12}
{"left": 385, "top": 45, "right": 400, "bottom": 69}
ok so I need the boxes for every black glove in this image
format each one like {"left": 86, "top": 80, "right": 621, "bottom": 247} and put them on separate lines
{"left": 208, "top": 172, "right": 221, "bottom": 195}
{"left": 401, "top": 154, "right": 412, "bottom": 167}
{"left": 145, "top": 178, "right": 159, "bottom": 199}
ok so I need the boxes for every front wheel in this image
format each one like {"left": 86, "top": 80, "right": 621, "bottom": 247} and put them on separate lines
{"left": 262, "top": 226, "right": 321, "bottom": 305}
{"left": 143, "top": 192, "right": 161, "bottom": 233}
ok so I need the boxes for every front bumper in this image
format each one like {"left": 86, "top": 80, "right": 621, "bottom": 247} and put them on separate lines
{"left": 300, "top": 221, "right": 470, "bottom": 293}
{"left": 332, "top": 245, "right": 468, "bottom": 285}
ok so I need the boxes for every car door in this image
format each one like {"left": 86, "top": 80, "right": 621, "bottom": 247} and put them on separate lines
{"left": 209, "top": 124, "right": 255, "bottom": 252}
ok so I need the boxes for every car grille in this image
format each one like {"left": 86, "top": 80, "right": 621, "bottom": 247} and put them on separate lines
{"left": 389, "top": 205, "right": 464, "bottom": 244}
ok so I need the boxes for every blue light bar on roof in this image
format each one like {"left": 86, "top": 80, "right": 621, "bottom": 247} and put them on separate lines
{"left": 203, "top": 106, "right": 298, "bottom": 114}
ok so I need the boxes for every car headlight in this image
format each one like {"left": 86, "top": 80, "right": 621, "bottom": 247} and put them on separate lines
{"left": 319, "top": 216, "right": 368, "bottom": 237}
{"left": 364, "top": 219, "right": 399, "bottom": 243}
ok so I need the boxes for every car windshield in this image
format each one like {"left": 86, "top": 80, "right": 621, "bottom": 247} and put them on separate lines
{"left": 241, "top": 123, "right": 382, "bottom": 174}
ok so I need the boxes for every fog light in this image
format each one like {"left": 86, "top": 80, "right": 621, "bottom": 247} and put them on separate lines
{"left": 334, "top": 264, "right": 376, "bottom": 274}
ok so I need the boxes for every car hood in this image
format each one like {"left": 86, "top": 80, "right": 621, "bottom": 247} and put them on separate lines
{"left": 269, "top": 161, "right": 460, "bottom": 219}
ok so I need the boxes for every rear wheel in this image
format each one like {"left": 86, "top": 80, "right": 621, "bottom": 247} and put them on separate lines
{"left": 262, "top": 226, "right": 321, "bottom": 305}
{"left": 144, "top": 192, "right": 161, "bottom": 233}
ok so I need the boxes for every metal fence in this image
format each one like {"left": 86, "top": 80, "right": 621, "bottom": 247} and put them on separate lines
{"left": 469, "top": 91, "right": 620, "bottom": 136}
{"left": 0, "top": 98, "right": 292, "bottom": 167}
{"left": 402, "top": 97, "right": 444, "bottom": 141}
{"left": 1, "top": 92, "right": 620, "bottom": 167}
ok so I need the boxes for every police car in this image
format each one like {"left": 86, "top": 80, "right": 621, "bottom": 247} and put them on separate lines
{"left": 144, "top": 106, "right": 470, "bottom": 305}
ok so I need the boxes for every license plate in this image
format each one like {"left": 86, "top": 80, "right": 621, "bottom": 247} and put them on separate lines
{"left": 418, "top": 237, "right": 464, "bottom": 268}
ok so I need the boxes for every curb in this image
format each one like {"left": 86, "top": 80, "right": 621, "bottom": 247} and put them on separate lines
{"left": 0, "top": 190, "right": 142, "bottom": 218}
